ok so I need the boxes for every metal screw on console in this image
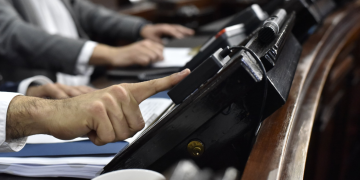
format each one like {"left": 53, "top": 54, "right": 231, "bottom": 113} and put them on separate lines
{"left": 187, "top": 140, "right": 204, "bottom": 157}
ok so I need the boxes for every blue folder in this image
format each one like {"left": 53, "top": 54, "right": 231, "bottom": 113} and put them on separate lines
{"left": 0, "top": 140, "right": 128, "bottom": 157}
{"left": 0, "top": 91, "right": 171, "bottom": 157}
{"left": 149, "top": 91, "right": 169, "bottom": 99}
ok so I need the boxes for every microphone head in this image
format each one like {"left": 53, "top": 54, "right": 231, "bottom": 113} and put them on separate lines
{"left": 258, "top": 23, "right": 277, "bottom": 43}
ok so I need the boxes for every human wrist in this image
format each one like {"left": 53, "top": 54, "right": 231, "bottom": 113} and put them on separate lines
{"left": 139, "top": 24, "right": 151, "bottom": 38}
{"left": 6, "top": 96, "right": 51, "bottom": 140}
{"left": 88, "top": 44, "right": 116, "bottom": 66}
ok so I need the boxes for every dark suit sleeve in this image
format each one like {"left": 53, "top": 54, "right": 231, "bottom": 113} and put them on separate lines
{"left": 0, "top": 82, "right": 19, "bottom": 93}
{"left": 71, "top": 0, "right": 150, "bottom": 41}
{"left": 0, "top": 0, "right": 86, "bottom": 75}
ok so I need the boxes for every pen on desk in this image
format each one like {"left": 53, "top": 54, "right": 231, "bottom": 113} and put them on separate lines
{"left": 258, "top": 9, "right": 287, "bottom": 43}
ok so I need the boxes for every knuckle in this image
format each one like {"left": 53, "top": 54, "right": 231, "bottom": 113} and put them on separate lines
{"left": 118, "top": 131, "right": 130, "bottom": 140}
{"left": 94, "top": 140, "right": 106, "bottom": 146}
{"left": 109, "top": 85, "right": 124, "bottom": 94}
{"left": 111, "top": 85, "right": 130, "bottom": 102}
{"left": 70, "top": 90, "right": 79, "bottom": 95}
{"left": 164, "top": 26, "right": 173, "bottom": 31}
{"left": 101, "top": 93, "right": 113, "bottom": 103}
{"left": 53, "top": 83, "right": 60, "bottom": 86}
{"left": 89, "top": 101, "right": 106, "bottom": 114}
{"left": 46, "top": 83, "right": 56, "bottom": 89}
{"left": 143, "top": 40, "right": 152, "bottom": 46}
{"left": 93, "top": 141, "right": 102, "bottom": 146}
{"left": 103, "top": 133, "right": 116, "bottom": 143}
{"left": 139, "top": 58, "right": 150, "bottom": 66}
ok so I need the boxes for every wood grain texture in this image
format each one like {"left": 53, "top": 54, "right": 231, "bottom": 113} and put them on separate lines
{"left": 241, "top": 2, "right": 360, "bottom": 180}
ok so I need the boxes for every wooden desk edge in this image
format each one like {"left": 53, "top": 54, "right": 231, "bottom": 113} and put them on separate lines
{"left": 241, "top": 2, "right": 360, "bottom": 180}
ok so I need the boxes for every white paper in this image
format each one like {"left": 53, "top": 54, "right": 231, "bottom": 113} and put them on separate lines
{"left": 0, "top": 156, "right": 114, "bottom": 165}
{"left": 153, "top": 48, "right": 194, "bottom": 68}
{"left": 27, "top": 98, "right": 172, "bottom": 144}
{"left": 0, "top": 156, "right": 114, "bottom": 179}
{"left": 0, "top": 163, "right": 103, "bottom": 179}
{"left": 125, "top": 98, "right": 172, "bottom": 143}
{"left": 27, "top": 135, "right": 88, "bottom": 144}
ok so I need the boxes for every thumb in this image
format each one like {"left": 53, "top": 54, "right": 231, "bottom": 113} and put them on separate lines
{"left": 126, "top": 69, "right": 191, "bottom": 103}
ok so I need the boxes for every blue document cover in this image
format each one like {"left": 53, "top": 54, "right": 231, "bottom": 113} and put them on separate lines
{"left": 150, "top": 91, "right": 169, "bottom": 99}
{"left": 0, "top": 140, "right": 128, "bottom": 157}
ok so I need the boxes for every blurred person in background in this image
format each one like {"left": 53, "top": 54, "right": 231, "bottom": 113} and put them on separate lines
{"left": 0, "top": 0, "right": 194, "bottom": 86}
{"left": 0, "top": 75, "right": 95, "bottom": 99}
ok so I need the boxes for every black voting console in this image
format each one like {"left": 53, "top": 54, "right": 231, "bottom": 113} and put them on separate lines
{"left": 102, "top": 11, "right": 302, "bottom": 174}
{"left": 182, "top": 4, "right": 267, "bottom": 72}
{"left": 130, "top": 4, "right": 268, "bottom": 81}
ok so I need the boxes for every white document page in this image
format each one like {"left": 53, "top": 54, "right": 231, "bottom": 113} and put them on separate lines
{"left": 125, "top": 98, "right": 172, "bottom": 143}
{"left": 0, "top": 156, "right": 114, "bottom": 165}
{"left": 27, "top": 135, "right": 88, "bottom": 144}
{"left": 0, "top": 156, "right": 114, "bottom": 179}
{"left": 153, "top": 47, "right": 194, "bottom": 68}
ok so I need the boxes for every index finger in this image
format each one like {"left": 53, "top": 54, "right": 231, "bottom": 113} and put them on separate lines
{"left": 125, "top": 69, "right": 191, "bottom": 103}
{"left": 175, "top": 25, "right": 195, "bottom": 35}
{"left": 160, "top": 25, "right": 184, "bottom": 39}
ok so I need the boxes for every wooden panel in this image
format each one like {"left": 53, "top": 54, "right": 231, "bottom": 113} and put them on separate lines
{"left": 280, "top": 23, "right": 360, "bottom": 180}
{"left": 241, "top": 1, "right": 360, "bottom": 179}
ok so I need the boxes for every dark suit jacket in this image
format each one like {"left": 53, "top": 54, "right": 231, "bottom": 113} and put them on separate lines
{"left": 0, "top": 0, "right": 148, "bottom": 82}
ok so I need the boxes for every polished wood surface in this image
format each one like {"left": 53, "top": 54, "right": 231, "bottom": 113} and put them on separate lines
{"left": 241, "top": 1, "right": 360, "bottom": 180}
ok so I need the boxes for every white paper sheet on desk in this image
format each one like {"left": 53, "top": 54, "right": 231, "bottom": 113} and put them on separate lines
{"left": 0, "top": 164, "right": 104, "bottom": 179}
{"left": 125, "top": 98, "right": 172, "bottom": 144}
{"left": 27, "top": 135, "right": 88, "bottom": 144}
{"left": 27, "top": 98, "right": 172, "bottom": 144}
{"left": 0, "top": 156, "right": 114, "bottom": 165}
{"left": 0, "top": 156, "right": 114, "bottom": 179}
{"left": 153, "top": 47, "right": 194, "bottom": 68}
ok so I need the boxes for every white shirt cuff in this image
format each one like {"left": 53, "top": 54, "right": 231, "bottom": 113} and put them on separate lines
{"left": 0, "top": 92, "right": 27, "bottom": 152}
{"left": 76, "top": 41, "right": 97, "bottom": 75}
{"left": 18, "top": 76, "right": 54, "bottom": 95}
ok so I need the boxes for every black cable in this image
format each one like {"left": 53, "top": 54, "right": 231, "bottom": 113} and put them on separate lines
{"left": 223, "top": 46, "right": 268, "bottom": 125}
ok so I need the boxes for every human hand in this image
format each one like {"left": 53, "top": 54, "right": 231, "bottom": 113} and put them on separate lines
{"left": 26, "top": 83, "right": 95, "bottom": 99}
{"left": 90, "top": 40, "right": 164, "bottom": 67}
{"left": 6, "top": 69, "right": 191, "bottom": 145}
{"left": 140, "top": 24, "right": 195, "bottom": 44}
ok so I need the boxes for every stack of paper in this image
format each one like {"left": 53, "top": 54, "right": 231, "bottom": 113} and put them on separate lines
{"left": 0, "top": 156, "right": 114, "bottom": 179}
{"left": 153, "top": 47, "right": 194, "bottom": 68}
{"left": 0, "top": 96, "right": 173, "bottom": 179}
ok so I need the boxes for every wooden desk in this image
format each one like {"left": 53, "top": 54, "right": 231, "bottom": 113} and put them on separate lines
{"left": 241, "top": 1, "right": 360, "bottom": 179}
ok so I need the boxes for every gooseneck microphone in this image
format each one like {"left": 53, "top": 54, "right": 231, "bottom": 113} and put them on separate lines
{"left": 258, "top": 9, "right": 287, "bottom": 43}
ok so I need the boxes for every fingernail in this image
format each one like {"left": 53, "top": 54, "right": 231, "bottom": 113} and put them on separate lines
{"left": 179, "top": 69, "right": 189, "bottom": 75}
